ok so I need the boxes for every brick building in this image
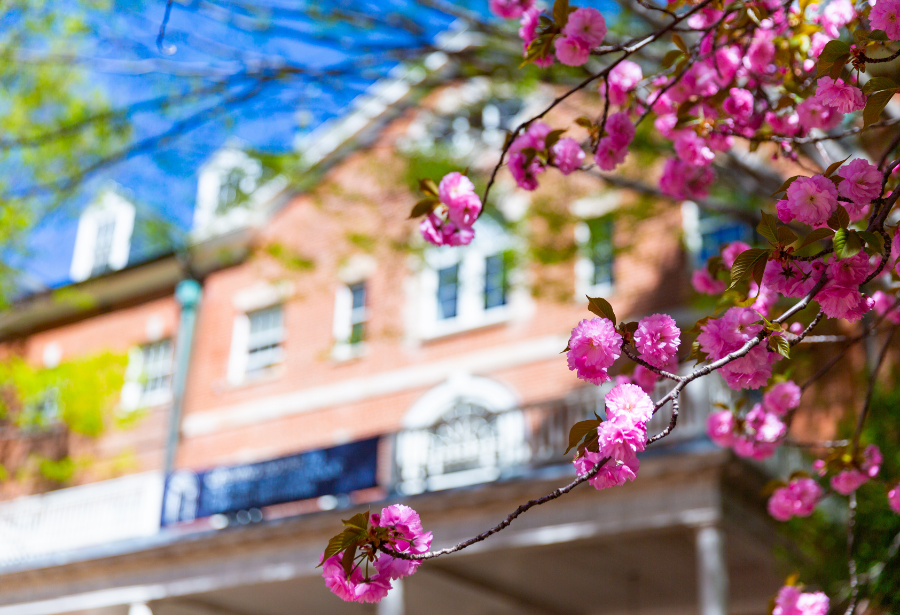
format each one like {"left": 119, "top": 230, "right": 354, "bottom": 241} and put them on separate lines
{"left": 0, "top": 69, "right": 787, "bottom": 615}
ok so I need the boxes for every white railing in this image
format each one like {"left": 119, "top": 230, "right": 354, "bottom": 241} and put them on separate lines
{"left": 394, "top": 370, "right": 726, "bottom": 495}
{"left": 0, "top": 471, "right": 164, "bottom": 566}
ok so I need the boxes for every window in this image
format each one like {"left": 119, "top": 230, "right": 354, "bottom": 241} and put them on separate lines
{"left": 484, "top": 254, "right": 507, "bottom": 309}
{"left": 91, "top": 215, "right": 117, "bottom": 277}
{"left": 121, "top": 339, "right": 174, "bottom": 410}
{"left": 70, "top": 191, "right": 136, "bottom": 282}
{"left": 332, "top": 281, "right": 369, "bottom": 360}
{"left": 416, "top": 218, "right": 519, "bottom": 339}
{"left": 575, "top": 216, "right": 615, "bottom": 296}
{"left": 21, "top": 389, "right": 60, "bottom": 431}
{"left": 682, "top": 201, "right": 753, "bottom": 267}
{"left": 348, "top": 282, "right": 367, "bottom": 344}
{"left": 141, "top": 340, "right": 174, "bottom": 398}
{"left": 245, "top": 305, "right": 285, "bottom": 377}
{"left": 218, "top": 167, "right": 249, "bottom": 213}
{"left": 437, "top": 264, "right": 460, "bottom": 320}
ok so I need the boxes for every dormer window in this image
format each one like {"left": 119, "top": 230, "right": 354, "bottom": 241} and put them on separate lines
{"left": 70, "top": 191, "right": 136, "bottom": 282}
{"left": 192, "top": 147, "right": 288, "bottom": 240}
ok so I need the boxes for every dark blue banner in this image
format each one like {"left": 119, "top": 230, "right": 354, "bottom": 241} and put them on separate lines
{"left": 161, "top": 437, "right": 379, "bottom": 525}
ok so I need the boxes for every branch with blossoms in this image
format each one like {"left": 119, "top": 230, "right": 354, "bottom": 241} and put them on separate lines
{"left": 321, "top": 0, "right": 900, "bottom": 609}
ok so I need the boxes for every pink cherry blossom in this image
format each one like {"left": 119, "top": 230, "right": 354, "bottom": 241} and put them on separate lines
{"left": 721, "top": 241, "right": 751, "bottom": 269}
{"left": 720, "top": 344, "right": 780, "bottom": 390}
{"left": 322, "top": 552, "right": 392, "bottom": 603}
{"left": 692, "top": 267, "right": 726, "bottom": 294}
{"left": 605, "top": 383, "right": 654, "bottom": 424}
{"left": 713, "top": 45, "right": 742, "bottom": 85}
{"left": 816, "top": 282, "right": 874, "bottom": 322}
{"left": 606, "top": 112, "right": 636, "bottom": 148}
{"left": 551, "top": 138, "right": 585, "bottom": 175}
{"left": 750, "top": 281, "right": 779, "bottom": 316}
{"left": 489, "top": 0, "right": 534, "bottom": 19}
{"left": 768, "top": 477, "right": 823, "bottom": 521}
{"left": 744, "top": 29, "right": 775, "bottom": 73}
{"left": 888, "top": 483, "right": 900, "bottom": 514}
{"left": 597, "top": 416, "right": 647, "bottom": 461}
{"left": 707, "top": 410, "right": 736, "bottom": 447}
{"left": 870, "top": 0, "right": 900, "bottom": 40}
{"left": 815, "top": 77, "right": 865, "bottom": 113}
{"left": 595, "top": 113, "right": 634, "bottom": 171}
{"left": 762, "top": 259, "right": 822, "bottom": 298}
{"left": 827, "top": 252, "right": 870, "bottom": 286}
{"left": 838, "top": 158, "right": 881, "bottom": 208}
{"left": 697, "top": 306, "right": 764, "bottom": 360}
{"left": 797, "top": 97, "right": 842, "bottom": 132}
{"left": 773, "top": 585, "right": 802, "bottom": 615}
{"left": 872, "top": 290, "right": 900, "bottom": 323}
{"left": 374, "top": 505, "right": 433, "bottom": 580}
{"left": 818, "top": 0, "right": 854, "bottom": 37}
{"left": 555, "top": 35, "right": 591, "bottom": 66}
{"left": 438, "top": 172, "right": 482, "bottom": 227}
{"left": 766, "top": 111, "right": 801, "bottom": 137}
{"left": 674, "top": 132, "right": 715, "bottom": 166}
{"left": 566, "top": 318, "right": 623, "bottom": 385}
{"left": 781, "top": 175, "right": 838, "bottom": 227}
{"left": 831, "top": 470, "right": 869, "bottom": 494}
{"left": 634, "top": 313, "right": 681, "bottom": 368}
{"left": 723, "top": 88, "right": 755, "bottom": 120}
{"left": 659, "top": 158, "right": 715, "bottom": 200}
{"left": 562, "top": 7, "right": 607, "bottom": 47}
{"left": 575, "top": 451, "right": 641, "bottom": 490}
{"left": 508, "top": 122, "right": 551, "bottom": 190}
{"left": 603, "top": 60, "right": 643, "bottom": 105}
{"left": 774, "top": 586, "right": 830, "bottom": 615}
{"left": 763, "top": 381, "right": 801, "bottom": 416}
{"left": 420, "top": 210, "right": 474, "bottom": 247}
{"left": 632, "top": 364, "right": 659, "bottom": 393}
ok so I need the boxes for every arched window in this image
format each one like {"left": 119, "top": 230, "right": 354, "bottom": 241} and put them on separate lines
{"left": 395, "top": 375, "right": 529, "bottom": 494}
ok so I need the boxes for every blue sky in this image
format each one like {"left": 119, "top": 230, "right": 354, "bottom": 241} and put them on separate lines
{"left": 16, "top": 0, "right": 615, "bottom": 290}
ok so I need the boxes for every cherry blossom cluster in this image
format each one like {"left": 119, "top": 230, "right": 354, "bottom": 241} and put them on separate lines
{"left": 566, "top": 313, "right": 681, "bottom": 385}
{"left": 321, "top": 505, "right": 432, "bottom": 603}
{"left": 419, "top": 172, "right": 483, "bottom": 247}
{"left": 768, "top": 476, "right": 823, "bottom": 521}
{"left": 707, "top": 380, "right": 800, "bottom": 459}
{"left": 574, "top": 383, "right": 653, "bottom": 489}
{"left": 773, "top": 585, "right": 830, "bottom": 615}
{"left": 816, "top": 443, "right": 883, "bottom": 494}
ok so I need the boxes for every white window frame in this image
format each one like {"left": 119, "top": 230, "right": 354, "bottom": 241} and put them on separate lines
{"left": 575, "top": 217, "right": 616, "bottom": 299}
{"left": 413, "top": 219, "right": 522, "bottom": 340}
{"left": 121, "top": 339, "right": 174, "bottom": 411}
{"left": 332, "top": 281, "right": 368, "bottom": 361}
{"left": 70, "top": 191, "right": 136, "bottom": 282}
{"left": 227, "top": 304, "right": 285, "bottom": 385}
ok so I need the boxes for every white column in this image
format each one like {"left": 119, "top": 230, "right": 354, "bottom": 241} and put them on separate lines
{"left": 695, "top": 524, "right": 728, "bottom": 615}
{"left": 377, "top": 579, "right": 404, "bottom": 615}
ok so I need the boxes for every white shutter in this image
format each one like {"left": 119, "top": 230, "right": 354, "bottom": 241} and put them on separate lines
{"left": 226, "top": 314, "right": 250, "bottom": 385}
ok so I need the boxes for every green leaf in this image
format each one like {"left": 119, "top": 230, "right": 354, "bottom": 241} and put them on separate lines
{"left": 752, "top": 252, "right": 768, "bottom": 287}
{"left": 418, "top": 178, "right": 439, "bottom": 197}
{"left": 342, "top": 543, "right": 358, "bottom": 578}
{"left": 863, "top": 76, "right": 900, "bottom": 95}
{"left": 800, "top": 227, "right": 835, "bottom": 248}
{"left": 829, "top": 54, "right": 849, "bottom": 79}
{"left": 409, "top": 198, "right": 439, "bottom": 219}
{"left": 757, "top": 211, "right": 779, "bottom": 244}
{"left": 859, "top": 230, "right": 885, "bottom": 255}
{"left": 544, "top": 128, "right": 566, "bottom": 150}
{"left": 864, "top": 89, "right": 894, "bottom": 128}
{"left": 826, "top": 204, "right": 850, "bottom": 230}
{"left": 868, "top": 29, "right": 889, "bottom": 41}
{"left": 586, "top": 295, "right": 616, "bottom": 325}
{"left": 769, "top": 333, "right": 791, "bottom": 359}
{"left": 823, "top": 154, "right": 851, "bottom": 178}
{"left": 662, "top": 49, "right": 684, "bottom": 69}
{"left": 575, "top": 116, "right": 594, "bottom": 130}
{"left": 342, "top": 511, "right": 370, "bottom": 531}
{"left": 817, "top": 40, "right": 851, "bottom": 77}
{"left": 553, "top": 0, "right": 569, "bottom": 26}
{"left": 771, "top": 175, "right": 801, "bottom": 197}
{"left": 320, "top": 533, "right": 349, "bottom": 566}
{"left": 832, "top": 228, "right": 863, "bottom": 259}
{"left": 776, "top": 226, "right": 798, "bottom": 246}
{"left": 729, "top": 249, "right": 770, "bottom": 289}
{"left": 672, "top": 33, "right": 688, "bottom": 53}
{"left": 565, "top": 419, "right": 601, "bottom": 455}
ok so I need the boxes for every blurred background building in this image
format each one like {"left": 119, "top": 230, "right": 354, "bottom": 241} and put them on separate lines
{"left": 0, "top": 51, "right": 787, "bottom": 615}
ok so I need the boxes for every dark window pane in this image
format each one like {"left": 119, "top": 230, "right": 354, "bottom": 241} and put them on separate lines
{"left": 437, "top": 264, "right": 459, "bottom": 320}
{"left": 587, "top": 218, "right": 614, "bottom": 287}
{"left": 699, "top": 221, "right": 752, "bottom": 263}
{"left": 350, "top": 282, "right": 366, "bottom": 310}
{"left": 92, "top": 217, "right": 116, "bottom": 277}
{"left": 484, "top": 254, "right": 507, "bottom": 309}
